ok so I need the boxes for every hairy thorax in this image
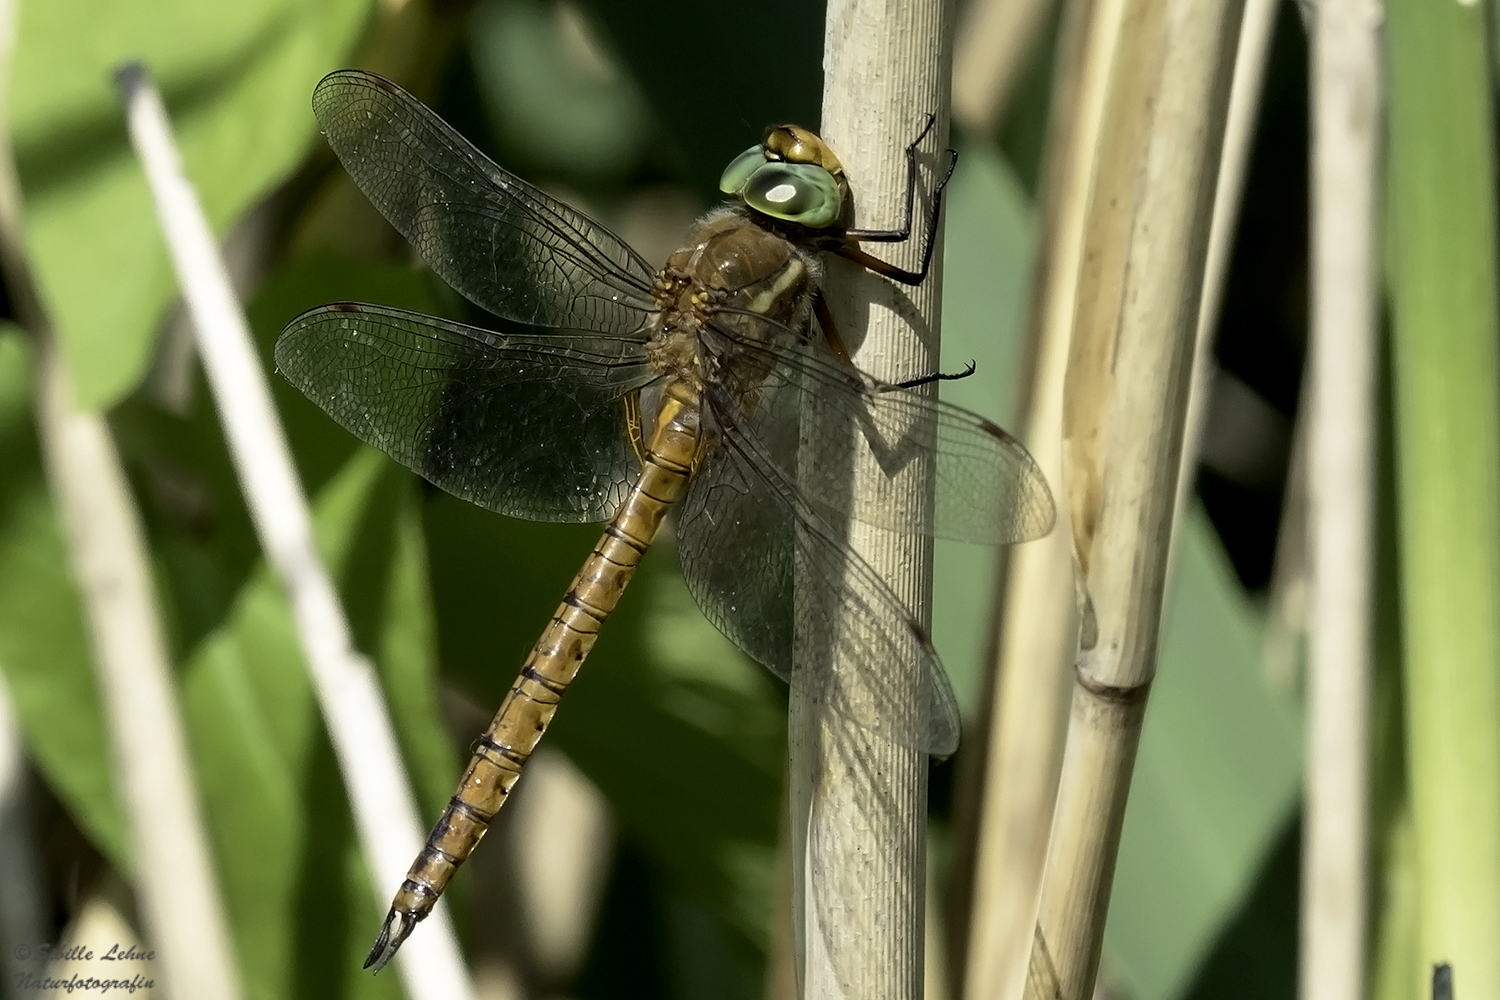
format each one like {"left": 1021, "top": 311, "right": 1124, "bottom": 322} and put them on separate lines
{"left": 645, "top": 206, "right": 822, "bottom": 394}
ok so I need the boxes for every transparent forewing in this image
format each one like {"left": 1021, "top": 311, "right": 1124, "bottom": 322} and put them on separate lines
{"left": 678, "top": 381, "right": 962, "bottom": 756}
{"left": 674, "top": 383, "right": 799, "bottom": 686}
{"left": 276, "top": 303, "right": 655, "bottom": 522}
{"left": 312, "top": 70, "right": 658, "bottom": 333}
{"left": 700, "top": 328, "right": 1057, "bottom": 545}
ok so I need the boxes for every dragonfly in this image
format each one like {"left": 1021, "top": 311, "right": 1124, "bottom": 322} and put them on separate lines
{"left": 275, "top": 69, "right": 1055, "bottom": 971}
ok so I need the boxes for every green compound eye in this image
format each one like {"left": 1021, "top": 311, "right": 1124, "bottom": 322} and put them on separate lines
{"left": 739, "top": 162, "right": 842, "bottom": 228}
{"left": 718, "top": 145, "right": 766, "bottom": 196}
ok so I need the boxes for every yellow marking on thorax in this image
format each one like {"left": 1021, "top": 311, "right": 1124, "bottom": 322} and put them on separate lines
{"left": 740, "top": 256, "right": 808, "bottom": 318}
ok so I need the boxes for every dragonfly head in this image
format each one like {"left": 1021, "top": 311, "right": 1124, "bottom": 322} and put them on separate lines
{"left": 719, "top": 125, "right": 850, "bottom": 231}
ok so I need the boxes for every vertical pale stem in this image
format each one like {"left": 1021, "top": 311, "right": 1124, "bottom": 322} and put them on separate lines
{"left": 113, "top": 67, "right": 474, "bottom": 1000}
{"left": 952, "top": 0, "right": 1058, "bottom": 133}
{"left": 32, "top": 337, "right": 245, "bottom": 1000}
{"left": 0, "top": 11, "right": 243, "bottom": 1000}
{"left": 1301, "top": 1, "right": 1380, "bottom": 997}
{"left": 1386, "top": 0, "right": 1500, "bottom": 991}
{"left": 1024, "top": 0, "right": 1242, "bottom": 994}
{"left": 959, "top": 0, "right": 1122, "bottom": 996}
{"left": 1173, "top": 0, "right": 1280, "bottom": 532}
{"left": 790, "top": 2, "right": 950, "bottom": 998}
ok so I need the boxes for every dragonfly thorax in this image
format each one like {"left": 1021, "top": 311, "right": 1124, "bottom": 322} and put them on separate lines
{"left": 646, "top": 206, "right": 820, "bottom": 389}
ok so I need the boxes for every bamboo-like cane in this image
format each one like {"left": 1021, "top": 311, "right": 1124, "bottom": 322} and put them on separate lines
{"left": 790, "top": 2, "right": 951, "bottom": 997}
{"left": 956, "top": 0, "right": 1122, "bottom": 996}
{"left": 1301, "top": 0, "right": 1381, "bottom": 997}
{"left": 113, "top": 66, "right": 474, "bottom": 1000}
{"left": 1022, "top": 0, "right": 1244, "bottom": 995}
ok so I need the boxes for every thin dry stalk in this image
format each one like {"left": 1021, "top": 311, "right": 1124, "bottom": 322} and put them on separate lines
{"left": 0, "top": 15, "right": 242, "bottom": 1000}
{"left": 113, "top": 66, "right": 474, "bottom": 1000}
{"left": 1173, "top": 0, "right": 1280, "bottom": 532}
{"left": 789, "top": 1, "right": 951, "bottom": 996}
{"left": 1023, "top": 0, "right": 1244, "bottom": 994}
{"left": 1301, "top": 0, "right": 1381, "bottom": 996}
{"left": 952, "top": 0, "right": 1058, "bottom": 134}
{"left": 32, "top": 326, "right": 245, "bottom": 1000}
{"left": 957, "top": 0, "right": 1124, "bottom": 996}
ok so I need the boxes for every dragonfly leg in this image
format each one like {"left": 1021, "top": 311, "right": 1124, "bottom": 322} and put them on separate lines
{"left": 836, "top": 117, "right": 959, "bottom": 286}
{"left": 813, "top": 290, "right": 854, "bottom": 363}
{"left": 842, "top": 114, "right": 938, "bottom": 245}
{"left": 890, "top": 359, "right": 977, "bottom": 390}
{"left": 812, "top": 289, "right": 971, "bottom": 390}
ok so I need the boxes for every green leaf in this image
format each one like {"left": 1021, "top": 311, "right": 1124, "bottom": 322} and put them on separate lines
{"left": 1176, "top": 811, "right": 1298, "bottom": 1000}
{"left": 933, "top": 137, "right": 1036, "bottom": 718}
{"left": 469, "top": 0, "right": 653, "bottom": 181}
{"left": 1386, "top": 0, "right": 1500, "bottom": 987}
{"left": 11, "top": 0, "right": 374, "bottom": 409}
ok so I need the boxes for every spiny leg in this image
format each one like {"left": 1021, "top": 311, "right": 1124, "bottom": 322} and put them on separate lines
{"left": 843, "top": 113, "right": 937, "bottom": 245}
{"left": 813, "top": 291, "right": 976, "bottom": 389}
{"left": 813, "top": 290, "right": 854, "bottom": 363}
{"left": 837, "top": 115, "right": 959, "bottom": 287}
{"left": 891, "top": 360, "right": 976, "bottom": 390}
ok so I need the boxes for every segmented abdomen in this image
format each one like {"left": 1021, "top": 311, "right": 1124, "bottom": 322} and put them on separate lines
{"left": 365, "top": 382, "right": 701, "bottom": 971}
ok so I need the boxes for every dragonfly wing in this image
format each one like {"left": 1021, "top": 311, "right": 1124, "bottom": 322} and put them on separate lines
{"left": 677, "top": 377, "right": 961, "bottom": 757}
{"left": 674, "top": 397, "right": 797, "bottom": 686}
{"left": 312, "top": 70, "right": 658, "bottom": 333}
{"left": 277, "top": 302, "right": 656, "bottom": 522}
{"left": 701, "top": 326, "right": 1057, "bottom": 544}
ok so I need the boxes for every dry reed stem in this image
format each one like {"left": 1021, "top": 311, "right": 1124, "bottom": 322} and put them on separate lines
{"left": 1173, "top": 0, "right": 1280, "bottom": 536}
{"left": 789, "top": 2, "right": 951, "bottom": 996}
{"left": 114, "top": 66, "right": 474, "bottom": 1000}
{"left": 1300, "top": 0, "right": 1381, "bottom": 996}
{"left": 956, "top": 0, "right": 1123, "bottom": 996}
{"left": 1024, "top": 0, "right": 1244, "bottom": 993}
{"left": 33, "top": 327, "right": 245, "bottom": 1000}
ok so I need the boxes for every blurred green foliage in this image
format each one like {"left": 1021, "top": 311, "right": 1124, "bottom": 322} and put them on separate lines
{"left": 1384, "top": 0, "right": 1500, "bottom": 989}
{"left": 0, "top": 1, "right": 1327, "bottom": 999}
{"left": 11, "top": 0, "right": 372, "bottom": 409}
